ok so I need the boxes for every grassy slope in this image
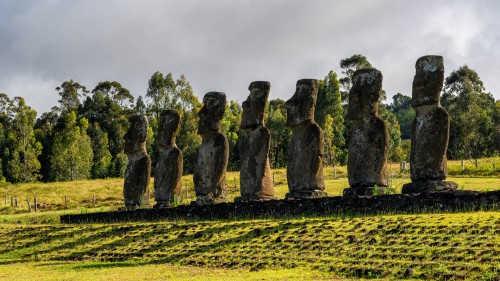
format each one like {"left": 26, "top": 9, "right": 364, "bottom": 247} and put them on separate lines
{"left": 0, "top": 262, "right": 343, "bottom": 281}
{"left": 1, "top": 162, "right": 499, "bottom": 217}
{"left": 0, "top": 212, "right": 499, "bottom": 280}
{"left": 0, "top": 160, "right": 499, "bottom": 280}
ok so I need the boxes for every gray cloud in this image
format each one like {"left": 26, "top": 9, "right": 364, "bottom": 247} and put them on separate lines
{"left": 0, "top": 0, "right": 499, "bottom": 114}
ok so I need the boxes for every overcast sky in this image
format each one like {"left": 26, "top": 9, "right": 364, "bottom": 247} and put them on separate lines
{"left": 1, "top": 0, "right": 499, "bottom": 114}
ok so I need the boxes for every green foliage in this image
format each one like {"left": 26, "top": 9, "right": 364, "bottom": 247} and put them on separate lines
{"left": 389, "top": 93, "right": 414, "bottom": 140}
{"left": 5, "top": 97, "right": 42, "bottom": 183}
{"left": 315, "top": 71, "right": 346, "bottom": 165}
{"left": 50, "top": 112, "right": 93, "bottom": 181}
{"left": 146, "top": 71, "right": 177, "bottom": 121}
{"left": 0, "top": 95, "right": 42, "bottom": 183}
{"left": 92, "top": 81, "right": 134, "bottom": 109}
{"left": 88, "top": 123, "right": 112, "bottom": 179}
{"left": 55, "top": 80, "right": 88, "bottom": 113}
{"left": 378, "top": 104, "right": 403, "bottom": 162}
{"left": 442, "top": 65, "right": 498, "bottom": 159}
{"left": 134, "top": 95, "right": 147, "bottom": 115}
{"left": 222, "top": 101, "right": 242, "bottom": 171}
{"left": 109, "top": 152, "right": 128, "bottom": 177}
{"left": 34, "top": 111, "right": 58, "bottom": 181}
{"left": 265, "top": 99, "right": 290, "bottom": 168}
{"left": 177, "top": 108, "right": 201, "bottom": 174}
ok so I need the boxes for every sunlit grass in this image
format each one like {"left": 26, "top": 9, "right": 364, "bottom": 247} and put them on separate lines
{"left": 0, "top": 262, "right": 342, "bottom": 281}
{"left": 1, "top": 212, "right": 499, "bottom": 280}
{"left": 1, "top": 159, "right": 499, "bottom": 218}
{"left": 0, "top": 158, "right": 499, "bottom": 280}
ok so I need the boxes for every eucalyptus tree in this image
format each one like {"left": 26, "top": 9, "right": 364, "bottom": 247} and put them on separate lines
{"left": 442, "top": 65, "right": 496, "bottom": 159}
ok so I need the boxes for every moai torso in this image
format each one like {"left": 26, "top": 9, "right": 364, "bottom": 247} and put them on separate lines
{"left": 345, "top": 68, "right": 389, "bottom": 196}
{"left": 287, "top": 122, "right": 325, "bottom": 192}
{"left": 123, "top": 115, "right": 151, "bottom": 209}
{"left": 154, "top": 110, "right": 183, "bottom": 208}
{"left": 240, "top": 126, "right": 274, "bottom": 199}
{"left": 348, "top": 116, "right": 389, "bottom": 187}
{"left": 402, "top": 55, "right": 457, "bottom": 194}
{"left": 194, "top": 131, "right": 228, "bottom": 199}
{"left": 411, "top": 104, "right": 449, "bottom": 181}
{"left": 193, "top": 92, "right": 229, "bottom": 204}
{"left": 285, "top": 79, "right": 326, "bottom": 199}
{"left": 239, "top": 81, "right": 274, "bottom": 201}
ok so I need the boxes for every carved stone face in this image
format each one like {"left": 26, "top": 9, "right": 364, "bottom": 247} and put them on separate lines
{"left": 157, "top": 110, "right": 180, "bottom": 147}
{"left": 198, "top": 92, "right": 226, "bottom": 135}
{"left": 241, "top": 81, "right": 270, "bottom": 130}
{"left": 412, "top": 55, "right": 444, "bottom": 107}
{"left": 286, "top": 79, "right": 318, "bottom": 127}
{"left": 124, "top": 115, "right": 148, "bottom": 154}
{"left": 347, "top": 68, "right": 383, "bottom": 120}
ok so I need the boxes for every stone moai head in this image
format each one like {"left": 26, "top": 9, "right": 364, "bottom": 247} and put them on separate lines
{"left": 198, "top": 92, "right": 226, "bottom": 135}
{"left": 286, "top": 79, "right": 318, "bottom": 127}
{"left": 347, "top": 68, "right": 383, "bottom": 120}
{"left": 157, "top": 109, "right": 180, "bottom": 147}
{"left": 412, "top": 55, "right": 444, "bottom": 108}
{"left": 241, "top": 81, "right": 270, "bottom": 130}
{"left": 124, "top": 115, "right": 148, "bottom": 155}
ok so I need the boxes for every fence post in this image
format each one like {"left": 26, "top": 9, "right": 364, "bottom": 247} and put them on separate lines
{"left": 27, "top": 199, "right": 32, "bottom": 212}
{"left": 4, "top": 195, "right": 7, "bottom": 207}
{"left": 11, "top": 197, "right": 14, "bottom": 207}
{"left": 475, "top": 158, "right": 478, "bottom": 169}
{"left": 34, "top": 196, "right": 37, "bottom": 212}
{"left": 272, "top": 173, "right": 275, "bottom": 185}
{"left": 334, "top": 165, "right": 337, "bottom": 180}
{"left": 64, "top": 196, "right": 68, "bottom": 209}
{"left": 234, "top": 177, "right": 237, "bottom": 192}
{"left": 461, "top": 160, "right": 464, "bottom": 170}
{"left": 15, "top": 197, "right": 18, "bottom": 207}
{"left": 185, "top": 183, "right": 188, "bottom": 198}
{"left": 92, "top": 194, "right": 96, "bottom": 208}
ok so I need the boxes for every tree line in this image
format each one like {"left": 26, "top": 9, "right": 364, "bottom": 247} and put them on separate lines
{"left": 0, "top": 55, "right": 499, "bottom": 183}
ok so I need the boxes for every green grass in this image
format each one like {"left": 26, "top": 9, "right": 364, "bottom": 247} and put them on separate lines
{"left": 0, "top": 212, "right": 499, "bottom": 280}
{"left": 1, "top": 162, "right": 498, "bottom": 218}
{"left": 0, "top": 160, "right": 499, "bottom": 280}
{"left": 448, "top": 156, "right": 500, "bottom": 176}
{"left": 0, "top": 262, "right": 347, "bottom": 281}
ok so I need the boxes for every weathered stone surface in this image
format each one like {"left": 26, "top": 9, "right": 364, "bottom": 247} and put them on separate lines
{"left": 154, "top": 110, "right": 183, "bottom": 208}
{"left": 193, "top": 92, "right": 229, "bottom": 205}
{"left": 345, "top": 68, "right": 389, "bottom": 196}
{"left": 402, "top": 180, "right": 458, "bottom": 194}
{"left": 412, "top": 55, "right": 444, "bottom": 107}
{"left": 238, "top": 81, "right": 275, "bottom": 201}
{"left": 410, "top": 105, "right": 449, "bottom": 180}
{"left": 123, "top": 115, "right": 151, "bottom": 209}
{"left": 285, "top": 79, "right": 326, "bottom": 199}
{"left": 403, "top": 55, "right": 457, "bottom": 194}
{"left": 62, "top": 190, "right": 500, "bottom": 223}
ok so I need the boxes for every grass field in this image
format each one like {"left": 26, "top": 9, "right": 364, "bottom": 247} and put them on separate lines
{"left": 0, "top": 212, "right": 499, "bottom": 280}
{"left": 0, "top": 160, "right": 499, "bottom": 280}
{"left": 1, "top": 161, "right": 499, "bottom": 217}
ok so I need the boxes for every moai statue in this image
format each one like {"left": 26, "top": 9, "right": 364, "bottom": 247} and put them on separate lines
{"left": 344, "top": 68, "right": 389, "bottom": 196}
{"left": 123, "top": 115, "right": 151, "bottom": 209}
{"left": 154, "top": 110, "right": 183, "bottom": 208}
{"left": 402, "top": 55, "right": 458, "bottom": 194}
{"left": 193, "top": 92, "right": 229, "bottom": 205}
{"left": 285, "top": 79, "right": 326, "bottom": 199}
{"left": 237, "top": 81, "right": 275, "bottom": 201}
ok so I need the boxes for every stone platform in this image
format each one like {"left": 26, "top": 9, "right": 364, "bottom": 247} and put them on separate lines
{"left": 60, "top": 190, "right": 500, "bottom": 224}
